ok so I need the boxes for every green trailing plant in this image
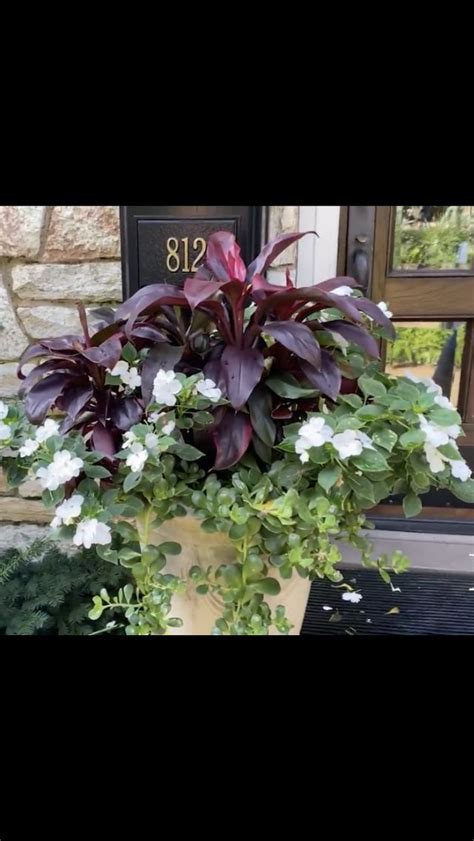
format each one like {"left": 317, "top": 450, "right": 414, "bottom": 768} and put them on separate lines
{"left": 0, "top": 540, "right": 132, "bottom": 635}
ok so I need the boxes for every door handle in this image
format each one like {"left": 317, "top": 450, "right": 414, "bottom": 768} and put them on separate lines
{"left": 352, "top": 248, "right": 369, "bottom": 291}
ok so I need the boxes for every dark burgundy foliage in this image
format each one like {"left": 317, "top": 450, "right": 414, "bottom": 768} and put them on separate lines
{"left": 18, "top": 230, "right": 393, "bottom": 471}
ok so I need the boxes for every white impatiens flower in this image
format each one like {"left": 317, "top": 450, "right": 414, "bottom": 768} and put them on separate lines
{"left": 196, "top": 378, "right": 222, "bottom": 403}
{"left": 19, "top": 438, "right": 40, "bottom": 457}
{"left": 122, "top": 367, "right": 141, "bottom": 389}
{"left": 36, "top": 450, "right": 84, "bottom": 491}
{"left": 110, "top": 360, "right": 129, "bottom": 379}
{"left": 423, "top": 443, "right": 446, "bottom": 474}
{"left": 50, "top": 494, "right": 84, "bottom": 529}
{"left": 0, "top": 401, "right": 8, "bottom": 420}
{"left": 152, "top": 370, "right": 182, "bottom": 407}
{"left": 109, "top": 361, "right": 141, "bottom": 389}
{"left": 126, "top": 443, "right": 148, "bottom": 473}
{"left": 449, "top": 459, "right": 472, "bottom": 482}
{"left": 332, "top": 285, "right": 354, "bottom": 297}
{"left": 73, "top": 518, "right": 112, "bottom": 549}
{"left": 36, "top": 418, "right": 60, "bottom": 443}
{"left": 145, "top": 432, "right": 159, "bottom": 451}
{"left": 0, "top": 421, "right": 11, "bottom": 442}
{"left": 377, "top": 301, "right": 393, "bottom": 318}
{"left": 342, "top": 591, "right": 363, "bottom": 604}
{"left": 122, "top": 430, "right": 138, "bottom": 449}
{"left": 419, "top": 415, "right": 454, "bottom": 448}
{"left": 295, "top": 417, "right": 334, "bottom": 463}
{"left": 355, "top": 430, "right": 375, "bottom": 451}
{"left": 434, "top": 394, "right": 454, "bottom": 410}
{"left": 332, "top": 430, "right": 363, "bottom": 460}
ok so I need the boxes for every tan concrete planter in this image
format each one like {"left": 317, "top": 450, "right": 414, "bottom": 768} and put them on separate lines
{"left": 150, "top": 516, "right": 311, "bottom": 636}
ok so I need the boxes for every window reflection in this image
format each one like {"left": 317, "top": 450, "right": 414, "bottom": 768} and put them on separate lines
{"left": 385, "top": 321, "right": 466, "bottom": 407}
{"left": 392, "top": 206, "right": 474, "bottom": 271}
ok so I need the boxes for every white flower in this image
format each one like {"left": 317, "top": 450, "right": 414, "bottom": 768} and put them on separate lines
{"left": 145, "top": 432, "right": 159, "bottom": 451}
{"left": 295, "top": 417, "right": 333, "bottom": 462}
{"left": 162, "top": 420, "right": 175, "bottom": 436}
{"left": 36, "top": 418, "right": 60, "bottom": 443}
{"left": 355, "top": 430, "right": 375, "bottom": 451}
{"left": 19, "top": 438, "right": 40, "bottom": 457}
{"left": 148, "top": 411, "right": 162, "bottom": 423}
{"left": 196, "top": 378, "right": 222, "bottom": 403}
{"left": 73, "top": 518, "right": 112, "bottom": 549}
{"left": 419, "top": 415, "right": 451, "bottom": 448}
{"left": 332, "top": 430, "right": 363, "bottom": 460}
{"left": 50, "top": 494, "right": 84, "bottom": 529}
{"left": 0, "top": 401, "right": 8, "bottom": 420}
{"left": 342, "top": 591, "right": 363, "bottom": 604}
{"left": 423, "top": 443, "right": 446, "bottom": 474}
{"left": 0, "top": 421, "right": 11, "bottom": 442}
{"left": 404, "top": 372, "right": 442, "bottom": 395}
{"left": 109, "top": 361, "right": 141, "bottom": 389}
{"left": 152, "top": 369, "right": 182, "bottom": 407}
{"left": 36, "top": 450, "right": 84, "bottom": 491}
{"left": 110, "top": 360, "right": 129, "bottom": 379}
{"left": 126, "top": 443, "right": 148, "bottom": 473}
{"left": 122, "top": 366, "right": 141, "bottom": 389}
{"left": 434, "top": 394, "right": 454, "bottom": 410}
{"left": 377, "top": 301, "right": 393, "bottom": 318}
{"left": 332, "top": 285, "right": 354, "bottom": 297}
{"left": 122, "top": 430, "right": 138, "bottom": 449}
{"left": 449, "top": 459, "right": 472, "bottom": 482}
{"left": 322, "top": 606, "right": 333, "bottom": 611}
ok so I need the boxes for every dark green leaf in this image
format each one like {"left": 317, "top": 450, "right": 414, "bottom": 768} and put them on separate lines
{"left": 252, "top": 577, "right": 281, "bottom": 596}
{"left": 359, "top": 376, "right": 387, "bottom": 398}
{"left": 170, "top": 443, "right": 205, "bottom": 461}
{"left": 158, "top": 542, "right": 182, "bottom": 555}
{"left": 318, "top": 465, "right": 342, "bottom": 492}
{"left": 450, "top": 478, "right": 474, "bottom": 503}
{"left": 353, "top": 449, "right": 389, "bottom": 472}
{"left": 123, "top": 471, "right": 141, "bottom": 493}
{"left": 429, "top": 408, "right": 462, "bottom": 427}
{"left": 399, "top": 429, "right": 425, "bottom": 448}
{"left": 248, "top": 385, "right": 276, "bottom": 447}
{"left": 402, "top": 493, "right": 422, "bottom": 518}
{"left": 266, "top": 373, "right": 317, "bottom": 400}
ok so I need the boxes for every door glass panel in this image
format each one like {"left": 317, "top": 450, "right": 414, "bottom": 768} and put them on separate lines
{"left": 385, "top": 321, "right": 466, "bottom": 408}
{"left": 391, "top": 206, "right": 474, "bottom": 271}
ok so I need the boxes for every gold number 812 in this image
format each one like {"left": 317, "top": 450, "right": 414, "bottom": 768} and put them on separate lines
{"left": 166, "top": 237, "right": 207, "bottom": 273}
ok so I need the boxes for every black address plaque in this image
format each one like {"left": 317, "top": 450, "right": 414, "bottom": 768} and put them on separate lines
{"left": 120, "top": 206, "right": 265, "bottom": 299}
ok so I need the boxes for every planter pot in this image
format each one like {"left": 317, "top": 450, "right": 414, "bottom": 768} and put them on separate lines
{"left": 150, "top": 516, "right": 311, "bottom": 636}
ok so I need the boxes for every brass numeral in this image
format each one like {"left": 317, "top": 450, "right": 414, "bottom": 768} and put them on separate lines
{"left": 166, "top": 236, "right": 207, "bottom": 273}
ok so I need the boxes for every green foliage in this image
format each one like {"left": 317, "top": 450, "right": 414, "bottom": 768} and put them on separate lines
{"left": 393, "top": 218, "right": 474, "bottom": 270}
{"left": 0, "top": 541, "right": 132, "bottom": 635}
{"left": 387, "top": 324, "right": 466, "bottom": 370}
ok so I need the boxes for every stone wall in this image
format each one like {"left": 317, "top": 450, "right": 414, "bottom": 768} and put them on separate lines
{"left": 0, "top": 205, "right": 298, "bottom": 525}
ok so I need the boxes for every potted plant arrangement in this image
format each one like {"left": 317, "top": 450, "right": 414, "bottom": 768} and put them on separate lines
{"left": 1, "top": 230, "right": 472, "bottom": 635}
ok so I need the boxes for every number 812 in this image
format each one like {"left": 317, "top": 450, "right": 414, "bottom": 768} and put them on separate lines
{"left": 166, "top": 237, "right": 206, "bottom": 273}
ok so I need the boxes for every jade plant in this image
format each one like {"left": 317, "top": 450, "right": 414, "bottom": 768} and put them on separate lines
{"left": 1, "top": 230, "right": 472, "bottom": 635}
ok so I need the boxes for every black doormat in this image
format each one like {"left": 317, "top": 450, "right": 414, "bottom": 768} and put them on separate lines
{"left": 301, "top": 568, "right": 474, "bottom": 635}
